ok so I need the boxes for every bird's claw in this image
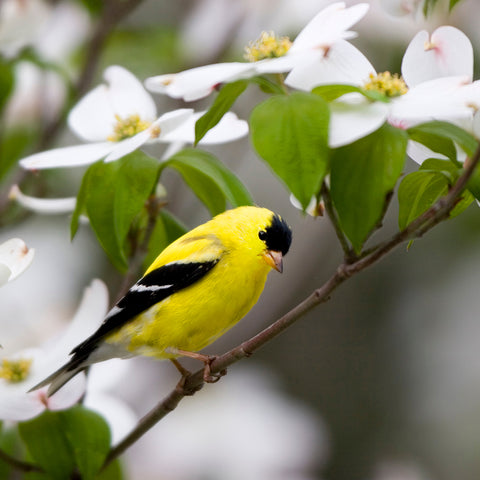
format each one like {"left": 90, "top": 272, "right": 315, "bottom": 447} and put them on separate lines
{"left": 202, "top": 356, "right": 227, "bottom": 383}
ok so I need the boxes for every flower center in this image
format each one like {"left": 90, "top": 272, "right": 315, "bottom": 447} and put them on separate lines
{"left": 244, "top": 31, "right": 292, "bottom": 62}
{"left": 108, "top": 114, "right": 151, "bottom": 142}
{"left": 0, "top": 357, "right": 32, "bottom": 383}
{"left": 363, "top": 72, "right": 408, "bottom": 98}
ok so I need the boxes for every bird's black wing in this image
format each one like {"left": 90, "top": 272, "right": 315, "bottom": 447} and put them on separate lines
{"left": 71, "top": 260, "right": 219, "bottom": 357}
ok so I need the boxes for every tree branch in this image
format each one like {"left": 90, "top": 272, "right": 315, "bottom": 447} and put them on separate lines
{"left": 102, "top": 142, "right": 480, "bottom": 468}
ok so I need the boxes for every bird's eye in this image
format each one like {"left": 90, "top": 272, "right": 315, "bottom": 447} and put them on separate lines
{"left": 258, "top": 230, "right": 267, "bottom": 241}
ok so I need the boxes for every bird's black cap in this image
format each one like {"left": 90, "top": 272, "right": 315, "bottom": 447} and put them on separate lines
{"left": 264, "top": 214, "right": 292, "bottom": 256}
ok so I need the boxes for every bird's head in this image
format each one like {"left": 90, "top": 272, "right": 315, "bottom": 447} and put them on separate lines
{"left": 257, "top": 211, "right": 292, "bottom": 273}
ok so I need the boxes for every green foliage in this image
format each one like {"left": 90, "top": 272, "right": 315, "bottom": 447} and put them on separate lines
{"left": 407, "top": 121, "right": 478, "bottom": 163}
{"left": 330, "top": 124, "right": 408, "bottom": 252}
{"left": 398, "top": 158, "right": 473, "bottom": 229}
{"left": 195, "top": 80, "right": 249, "bottom": 145}
{"left": 161, "top": 149, "right": 253, "bottom": 216}
{"left": 143, "top": 209, "right": 189, "bottom": 270}
{"left": 250, "top": 92, "right": 330, "bottom": 210}
{"left": 18, "top": 407, "right": 111, "bottom": 480}
{"left": 0, "top": 59, "right": 14, "bottom": 113}
{"left": 72, "top": 151, "right": 161, "bottom": 271}
{"left": 0, "top": 127, "right": 39, "bottom": 182}
{"left": 449, "top": 0, "right": 463, "bottom": 10}
{"left": 312, "top": 84, "right": 389, "bottom": 103}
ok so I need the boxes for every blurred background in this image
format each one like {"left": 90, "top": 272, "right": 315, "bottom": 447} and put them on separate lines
{"left": 1, "top": 0, "right": 480, "bottom": 479}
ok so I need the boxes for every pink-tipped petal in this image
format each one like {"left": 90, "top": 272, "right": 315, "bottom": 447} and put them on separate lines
{"left": 402, "top": 27, "right": 474, "bottom": 88}
{"left": 145, "top": 63, "right": 255, "bottom": 102}
{"left": 290, "top": 2, "right": 369, "bottom": 53}
{"left": 0, "top": 238, "right": 34, "bottom": 285}
{"left": 286, "top": 40, "right": 375, "bottom": 92}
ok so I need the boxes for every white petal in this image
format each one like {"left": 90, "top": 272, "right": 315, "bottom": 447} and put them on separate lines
{"left": 68, "top": 66, "right": 157, "bottom": 142}
{"left": 159, "top": 111, "right": 248, "bottom": 145}
{"left": 19, "top": 142, "right": 114, "bottom": 170}
{"left": 254, "top": 50, "right": 313, "bottom": 75}
{"left": 9, "top": 185, "right": 76, "bottom": 214}
{"left": 103, "top": 65, "right": 157, "bottom": 122}
{"left": 329, "top": 99, "right": 389, "bottom": 148}
{"left": 0, "top": 238, "right": 34, "bottom": 284}
{"left": 105, "top": 109, "right": 194, "bottom": 162}
{"left": 145, "top": 63, "right": 255, "bottom": 102}
{"left": 402, "top": 27, "right": 474, "bottom": 88}
{"left": 0, "top": 264, "right": 10, "bottom": 286}
{"left": 290, "top": 194, "right": 319, "bottom": 217}
{"left": 48, "top": 279, "right": 109, "bottom": 363}
{"left": 104, "top": 128, "right": 152, "bottom": 163}
{"left": 286, "top": 40, "right": 375, "bottom": 91}
{"left": 47, "top": 373, "right": 87, "bottom": 411}
{"left": 290, "top": 2, "right": 369, "bottom": 53}
{"left": 390, "top": 76, "right": 473, "bottom": 122}
{"left": 68, "top": 85, "right": 118, "bottom": 142}
{"left": 0, "top": 390, "right": 46, "bottom": 421}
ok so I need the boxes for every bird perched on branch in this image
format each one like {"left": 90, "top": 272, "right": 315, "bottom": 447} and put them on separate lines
{"left": 31, "top": 206, "right": 292, "bottom": 396}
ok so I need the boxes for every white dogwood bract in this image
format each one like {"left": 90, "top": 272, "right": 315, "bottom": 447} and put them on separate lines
{"left": 0, "top": 279, "right": 108, "bottom": 421}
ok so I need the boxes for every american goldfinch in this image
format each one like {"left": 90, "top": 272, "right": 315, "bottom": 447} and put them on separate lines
{"left": 32, "top": 206, "right": 292, "bottom": 396}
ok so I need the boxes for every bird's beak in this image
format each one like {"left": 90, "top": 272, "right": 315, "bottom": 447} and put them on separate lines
{"left": 263, "top": 250, "right": 283, "bottom": 273}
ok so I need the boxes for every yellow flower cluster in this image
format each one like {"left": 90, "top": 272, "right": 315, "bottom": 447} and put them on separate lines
{"left": 0, "top": 357, "right": 32, "bottom": 383}
{"left": 363, "top": 72, "right": 408, "bottom": 98}
{"left": 108, "top": 114, "right": 151, "bottom": 142}
{"left": 244, "top": 31, "right": 292, "bottom": 62}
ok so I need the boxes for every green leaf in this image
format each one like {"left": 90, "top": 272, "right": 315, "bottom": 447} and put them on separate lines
{"left": 0, "top": 127, "right": 38, "bottom": 182}
{"left": 194, "top": 80, "right": 248, "bottom": 145}
{"left": 162, "top": 149, "right": 253, "bottom": 216}
{"left": 71, "top": 151, "right": 160, "bottom": 271}
{"left": 466, "top": 163, "right": 480, "bottom": 200}
{"left": 419, "top": 158, "right": 459, "bottom": 183}
{"left": 449, "top": 0, "right": 462, "bottom": 10}
{"left": 312, "top": 84, "right": 389, "bottom": 103}
{"left": 249, "top": 76, "right": 286, "bottom": 95}
{"left": 407, "top": 121, "right": 478, "bottom": 162}
{"left": 82, "top": 159, "right": 127, "bottom": 270}
{"left": 19, "top": 407, "right": 111, "bottom": 480}
{"left": 114, "top": 151, "right": 160, "bottom": 246}
{"left": 143, "top": 209, "right": 188, "bottom": 270}
{"left": 398, "top": 171, "right": 449, "bottom": 230}
{"left": 0, "top": 59, "right": 14, "bottom": 113}
{"left": 250, "top": 92, "right": 330, "bottom": 210}
{"left": 330, "top": 124, "right": 408, "bottom": 252}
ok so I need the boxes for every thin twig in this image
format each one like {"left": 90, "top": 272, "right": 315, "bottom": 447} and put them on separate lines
{"left": 0, "top": 448, "right": 43, "bottom": 474}
{"left": 320, "top": 181, "right": 353, "bottom": 260}
{"left": 102, "top": 142, "right": 480, "bottom": 468}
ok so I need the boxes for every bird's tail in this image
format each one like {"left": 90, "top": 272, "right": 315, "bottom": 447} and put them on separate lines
{"left": 28, "top": 357, "right": 85, "bottom": 397}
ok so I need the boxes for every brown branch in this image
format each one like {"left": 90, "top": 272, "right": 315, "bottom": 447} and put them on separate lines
{"left": 102, "top": 143, "right": 480, "bottom": 468}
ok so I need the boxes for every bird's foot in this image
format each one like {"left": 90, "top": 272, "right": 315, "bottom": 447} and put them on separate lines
{"left": 168, "top": 348, "right": 227, "bottom": 384}
{"left": 202, "top": 356, "right": 227, "bottom": 383}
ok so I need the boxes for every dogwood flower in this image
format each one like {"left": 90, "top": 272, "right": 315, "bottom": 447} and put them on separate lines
{"left": 18, "top": 66, "right": 193, "bottom": 170}
{"left": 0, "top": 238, "right": 34, "bottom": 287}
{"left": 287, "top": 26, "right": 480, "bottom": 148}
{"left": 0, "top": 279, "right": 108, "bottom": 421}
{"left": 19, "top": 65, "right": 248, "bottom": 170}
{"left": 145, "top": 2, "right": 369, "bottom": 101}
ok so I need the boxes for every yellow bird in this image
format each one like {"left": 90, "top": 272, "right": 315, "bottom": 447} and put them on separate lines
{"left": 32, "top": 206, "right": 292, "bottom": 396}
